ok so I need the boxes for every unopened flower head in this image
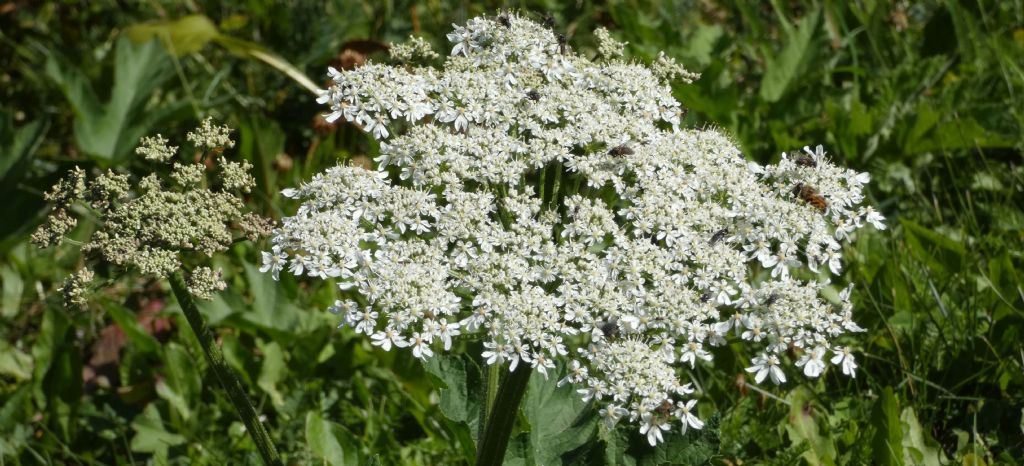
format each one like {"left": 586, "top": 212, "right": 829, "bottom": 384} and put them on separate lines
{"left": 267, "top": 13, "right": 884, "bottom": 444}
{"left": 34, "top": 120, "right": 269, "bottom": 301}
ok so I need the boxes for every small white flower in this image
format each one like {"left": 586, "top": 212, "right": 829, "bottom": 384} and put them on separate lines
{"left": 259, "top": 246, "right": 287, "bottom": 280}
{"left": 677, "top": 399, "right": 704, "bottom": 434}
{"left": 639, "top": 412, "right": 670, "bottom": 446}
{"left": 747, "top": 353, "right": 786, "bottom": 385}
{"left": 830, "top": 346, "right": 858, "bottom": 377}
{"left": 409, "top": 332, "right": 433, "bottom": 360}
{"left": 795, "top": 346, "right": 828, "bottom": 378}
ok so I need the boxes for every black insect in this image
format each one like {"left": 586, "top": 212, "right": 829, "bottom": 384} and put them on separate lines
{"left": 543, "top": 13, "right": 556, "bottom": 30}
{"left": 710, "top": 228, "right": 728, "bottom": 244}
{"left": 496, "top": 13, "right": 511, "bottom": 27}
{"left": 526, "top": 89, "right": 541, "bottom": 101}
{"left": 764, "top": 293, "right": 779, "bottom": 307}
{"left": 608, "top": 145, "right": 634, "bottom": 156}
{"left": 598, "top": 321, "right": 620, "bottom": 339}
{"left": 557, "top": 33, "right": 568, "bottom": 55}
{"left": 700, "top": 292, "right": 712, "bottom": 303}
{"left": 794, "top": 154, "right": 816, "bottom": 168}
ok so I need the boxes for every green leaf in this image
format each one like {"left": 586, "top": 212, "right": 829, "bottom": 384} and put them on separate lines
{"left": 125, "top": 15, "right": 220, "bottom": 57}
{"left": 759, "top": 7, "right": 821, "bottom": 102}
{"left": 900, "top": 407, "right": 947, "bottom": 466}
{"left": 105, "top": 301, "right": 160, "bottom": 354}
{"left": 0, "top": 340, "right": 33, "bottom": 381}
{"left": 257, "top": 340, "right": 287, "bottom": 408}
{"left": 871, "top": 387, "right": 905, "bottom": 466}
{"left": 900, "top": 219, "right": 965, "bottom": 275}
{"left": 784, "top": 387, "right": 837, "bottom": 466}
{"left": 131, "top": 404, "right": 186, "bottom": 455}
{"left": 215, "top": 34, "right": 319, "bottom": 94}
{"left": 0, "top": 264, "right": 24, "bottom": 319}
{"left": 0, "top": 118, "right": 47, "bottom": 181}
{"left": 422, "top": 353, "right": 481, "bottom": 428}
{"left": 160, "top": 343, "right": 202, "bottom": 422}
{"left": 422, "top": 353, "right": 480, "bottom": 460}
{"left": 305, "top": 411, "right": 359, "bottom": 466}
{"left": 31, "top": 306, "right": 70, "bottom": 408}
{"left": 517, "top": 366, "right": 598, "bottom": 465}
{"left": 638, "top": 415, "right": 719, "bottom": 466}
{"left": 242, "top": 262, "right": 301, "bottom": 336}
{"left": 44, "top": 37, "right": 183, "bottom": 162}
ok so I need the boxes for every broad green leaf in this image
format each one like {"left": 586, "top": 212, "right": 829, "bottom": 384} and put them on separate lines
{"left": 242, "top": 261, "right": 301, "bottom": 336}
{"left": 155, "top": 380, "right": 192, "bottom": 423}
{"left": 422, "top": 353, "right": 481, "bottom": 428}
{"left": 195, "top": 290, "right": 240, "bottom": 325}
{"left": 598, "top": 427, "right": 635, "bottom": 466}
{"left": 257, "top": 340, "right": 287, "bottom": 407}
{"left": 0, "top": 340, "right": 32, "bottom": 381}
{"left": 871, "top": 387, "right": 905, "bottom": 466}
{"left": 0, "top": 264, "right": 24, "bottom": 319}
{"left": 900, "top": 219, "right": 965, "bottom": 275}
{"left": 900, "top": 407, "right": 947, "bottom": 466}
{"left": 638, "top": 418, "right": 719, "bottom": 466}
{"left": 305, "top": 411, "right": 359, "bottom": 466}
{"left": 45, "top": 37, "right": 183, "bottom": 162}
{"left": 422, "top": 353, "right": 480, "bottom": 460}
{"left": 759, "top": 8, "right": 821, "bottom": 102}
{"left": 0, "top": 384, "right": 31, "bottom": 431}
{"left": 126, "top": 15, "right": 219, "bottom": 57}
{"left": 517, "top": 366, "right": 598, "bottom": 465}
{"left": 131, "top": 404, "right": 186, "bottom": 454}
{"left": 784, "top": 387, "right": 837, "bottom": 466}
{"left": 0, "top": 118, "right": 47, "bottom": 181}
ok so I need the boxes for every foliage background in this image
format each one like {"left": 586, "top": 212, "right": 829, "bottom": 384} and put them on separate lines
{"left": 1, "top": 0, "right": 1022, "bottom": 464}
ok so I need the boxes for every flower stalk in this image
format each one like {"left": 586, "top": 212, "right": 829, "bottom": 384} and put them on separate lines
{"left": 168, "top": 271, "right": 282, "bottom": 466}
{"left": 476, "top": 363, "right": 532, "bottom": 466}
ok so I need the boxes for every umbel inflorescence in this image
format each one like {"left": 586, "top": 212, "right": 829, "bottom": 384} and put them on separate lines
{"left": 34, "top": 118, "right": 272, "bottom": 305}
{"left": 265, "top": 14, "right": 885, "bottom": 445}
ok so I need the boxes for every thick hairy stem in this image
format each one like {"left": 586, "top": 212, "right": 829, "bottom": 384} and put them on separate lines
{"left": 168, "top": 271, "right": 282, "bottom": 466}
{"left": 475, "top": 363, "right": 532, "bottom": 466}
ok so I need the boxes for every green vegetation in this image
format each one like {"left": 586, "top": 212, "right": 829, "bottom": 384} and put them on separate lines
{"left": 2, "top": 1, "right": 1021, "bottom": 464}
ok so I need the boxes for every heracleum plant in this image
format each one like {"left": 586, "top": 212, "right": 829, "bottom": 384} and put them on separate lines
{"left": 34, "top": 118, "right": 282, "bottom": 465}
{"left": 264, "top": 12, "right": 885, "bottom": 463}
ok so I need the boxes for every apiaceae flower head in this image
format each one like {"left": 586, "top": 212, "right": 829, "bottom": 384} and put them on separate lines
{"left": 267, "top": 13, "right": 884, "bottom": 444}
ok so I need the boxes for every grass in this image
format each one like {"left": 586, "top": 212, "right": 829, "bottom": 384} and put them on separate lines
{"left": 1, "top": 0, "right": 1022, "bottom": 464}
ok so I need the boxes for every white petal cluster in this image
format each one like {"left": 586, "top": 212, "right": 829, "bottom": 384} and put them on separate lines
{"left": 268, "top": 13, "right": 884, "bottom": 444}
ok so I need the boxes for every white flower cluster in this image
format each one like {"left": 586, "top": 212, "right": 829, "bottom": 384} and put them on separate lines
{"left": 267, "top": 13, "right": 884, "bottom": 445}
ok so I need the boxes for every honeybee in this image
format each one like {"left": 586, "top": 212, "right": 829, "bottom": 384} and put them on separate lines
{"left": 655, "top": 400, "right": 674, "bottom": 419}
{"left": 710, "top": 228, "right": 728, "bottom": 245}
{"left": 792, "top": 183, "right": 827, "bottom": 212}
{"left": 608, "top": 145, "right": 634, "bottom": 156}
{"left": 793, "top": 154, "right": 816, "bottom": 168}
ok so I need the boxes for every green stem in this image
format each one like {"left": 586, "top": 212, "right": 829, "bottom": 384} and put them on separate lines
{"left": 168, "top": 271, "right": 283, "bottom": 466}
{"left": 475, "top": 363, "right": 532, "bottom": 466}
